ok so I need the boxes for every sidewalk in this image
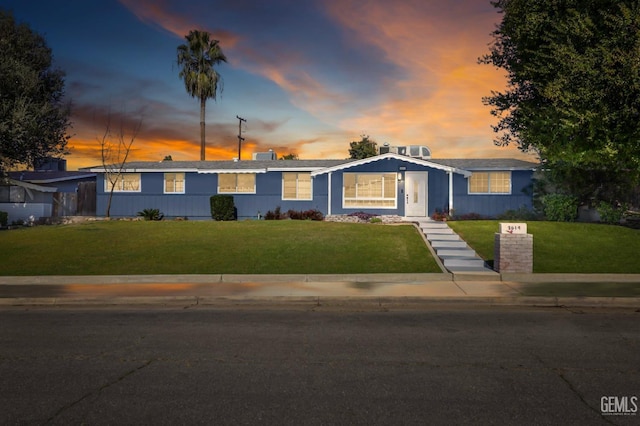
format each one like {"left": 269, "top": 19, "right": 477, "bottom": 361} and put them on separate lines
{"left": 1, "top": 273, "right": 639, "bottom": 308}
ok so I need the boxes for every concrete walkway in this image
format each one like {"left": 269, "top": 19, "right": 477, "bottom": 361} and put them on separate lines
{"left": 404, "top": 217, "right": 497, "bottom": 274}
{"left": 1, "top": 274, "right": 639, "bottom": 308}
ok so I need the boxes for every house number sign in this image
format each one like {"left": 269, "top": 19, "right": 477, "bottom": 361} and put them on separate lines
{"left": 499, "top": 223, "right": 527, "bottom": 234}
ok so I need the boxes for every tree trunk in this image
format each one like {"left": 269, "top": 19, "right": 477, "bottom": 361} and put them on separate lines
{"left": 200, "top": 97, "right": 206, "bottom": 161}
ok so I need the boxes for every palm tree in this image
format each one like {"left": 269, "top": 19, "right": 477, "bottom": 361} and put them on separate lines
{"left": 177, "top": 30, "right": 227, "bottom": 161}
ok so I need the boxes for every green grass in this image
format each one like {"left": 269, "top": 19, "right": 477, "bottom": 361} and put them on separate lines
{"left": 448, "top": 221, "right": 640, "bottom": 273}
{"left": 0, "top": 221, "right": 440, "bottom": 275}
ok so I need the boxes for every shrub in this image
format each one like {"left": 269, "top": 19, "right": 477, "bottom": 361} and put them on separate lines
{"left": 265, "top": 208, "right": 324, "bottom": 221}
{"left": 431, "top": 209, "right": 451, "bottom": 221}
{"left": 497, "top": 206, "right": 539, "bottom": 221}
{"left": 542, "top": 194, "right": 578, "bottom": 222}
{"left": 370, "top": 217, "right": 382, "bottom": 223}
{"left": 452, "top": 212, "right": 483, "bottom": 221}
{"left": 596, "top": 201, "right": 626, "bottom": 225}
{"left": 347, "top": 211, "right": 379, "bottom": 221}
{"left": 0, "top": 211, "right": 7, "bottom": 227}
{"left": 137, "top": 208, "right": 164, "bottom": 221}
{"left": 300, "top": 209, "right": 324, "bottom": 221}
{"left": 264, "top": 206, "right": 284, "bottom": 220}
{"left": 210, "top": 195, "right": 236, "bottom": 221}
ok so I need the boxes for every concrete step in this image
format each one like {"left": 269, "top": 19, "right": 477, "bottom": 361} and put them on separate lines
{"left": 430, "top": 240, "right": 468, "bottom": 249}
{"left": 427, "top": 233, "right": 460, "bottom": 241}
{"left": 437, "top": 248, "right": 477, "bottom": 258}
{"left": 419, "top": 222, "right": 449, "bottom": 229}
{"left": 421, "top": 227, "right": 454, "bottom": 234}
{"left": 443, "top": 257, "right": 486, "bottom": 268}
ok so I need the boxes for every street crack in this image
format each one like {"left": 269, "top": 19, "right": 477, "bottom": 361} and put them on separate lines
{"left": 45, "top": 359, "right": 153, "bottom": 424}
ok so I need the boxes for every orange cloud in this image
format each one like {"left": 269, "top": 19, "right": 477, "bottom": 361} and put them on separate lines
{"left": 321, "top": 0, "right": 530, "bottom": 160}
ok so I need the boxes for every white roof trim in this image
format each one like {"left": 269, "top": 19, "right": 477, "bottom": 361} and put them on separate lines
{"left": 197, "top": 169, "right": 267, "bottom": 174}
{"left": 310, "top": 153, "right": 471, "bottom": 177}
{"left": 88, "top": 167, "right": 200, "bottom": 173}
{"left": 266, "top": 167, "right": 327, "bottom": 172}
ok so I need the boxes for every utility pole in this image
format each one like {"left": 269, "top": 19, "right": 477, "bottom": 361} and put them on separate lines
{"left": 236, "top": 115, "right": 246, "bottom": 160}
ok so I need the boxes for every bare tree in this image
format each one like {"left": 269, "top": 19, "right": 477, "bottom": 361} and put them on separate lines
{"left": 99, "top": 113, "right": 142, "bottom": 218}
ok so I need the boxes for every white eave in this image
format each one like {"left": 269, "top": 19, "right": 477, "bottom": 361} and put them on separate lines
{"left": 197, "top": 168, "right": 267, "bottom": 174}
{"left": 310, "top": 153, "right": 472, "bottom": 177}
{"left": 87, "top": 167, "right": 200, "bottom": 173}
{"left": 266, "top": 167, "right": 329, "bottom": 172}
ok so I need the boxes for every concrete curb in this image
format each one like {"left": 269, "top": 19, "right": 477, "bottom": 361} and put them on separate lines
{"left": 1, "top": 295, "right": 638, "bottom": 308}
{"left": 1, "top": 273, "right": 639, "bottom": 285}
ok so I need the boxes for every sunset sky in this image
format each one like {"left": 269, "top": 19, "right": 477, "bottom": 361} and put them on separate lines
{"left": 5, "top": 0, "right": 538, "bottom": 170}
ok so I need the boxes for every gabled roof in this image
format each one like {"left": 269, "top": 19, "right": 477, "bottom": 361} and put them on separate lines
{"left": 86, "top": 156, "right": 539, "bottom": 175}
{"left": 309, "top": 153, "right": 472, "bottom": 177}
{"left": 430, "top": 158, "right": 538, "bottom": 171}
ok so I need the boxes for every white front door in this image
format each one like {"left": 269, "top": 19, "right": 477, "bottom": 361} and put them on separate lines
{"left": 405, "top": 171, "right": 428, "bottom": 217}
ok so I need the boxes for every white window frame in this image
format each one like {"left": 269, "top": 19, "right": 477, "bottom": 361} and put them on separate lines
{"left": 282, "top": 172, "right": 312, "bottom": 200}
{"left": 468, "top": 171, "right": 512, "bottom": 194}
{"left": 105, "top": 173, "right": 141, "bottom": 192}
{"left": 217, "top": 173, "right": 256, "bottom": 194}
{"left": 342, "top": 172, "right": 397, "bottom": 209}
{"left": 164, "top": 172, "right": 185, "bottom": 194}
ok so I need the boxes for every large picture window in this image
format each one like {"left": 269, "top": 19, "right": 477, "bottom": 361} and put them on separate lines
{"left": 218, "top": 173, "right": 256, "bottom": 193}
{"left": 105, "top": 173, "right": 141, "bottom": 192}
{"left": 164, "top": 173, "right": 185, "bottom": 194}
{"left": 343, "top": 173, "right": 397, "bottom": 208}
{"left": 282, "top": 172, "right": 312, "bottom": 200}
{"left": 468, "top": 172, "right": 511, "bottom": 194}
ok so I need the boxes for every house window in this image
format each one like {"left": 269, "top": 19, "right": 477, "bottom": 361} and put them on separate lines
{"left": 343, "top": 173, "right": 397, "bottom": 208}
{"left": 105, "top": 173, "right": 141, "bottom": 192}
{"left": 0, "top": 186, "right": 26, "bottom": 202}
{"left": 164, "top": 173, "right": 185, "bottom": 194}
{"left": 468, "top": 172, "right": 511, "bottom": 194}
{"left": 218, "top": 173, "right": 256, "bottom": 193}
{"left": 282, "top": 172, "right": 312, "bottom": 200}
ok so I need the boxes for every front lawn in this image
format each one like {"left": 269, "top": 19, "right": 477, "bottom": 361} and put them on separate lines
{"left": 0, "top": 221, "right": 439, "bottom": 275}
{"left": 448, "top": 221, "right": 640, "bottom": 273}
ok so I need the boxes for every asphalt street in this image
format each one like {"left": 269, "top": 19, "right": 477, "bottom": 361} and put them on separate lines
{"left": 1, "top": 304, "right": 638, "bottom": 425}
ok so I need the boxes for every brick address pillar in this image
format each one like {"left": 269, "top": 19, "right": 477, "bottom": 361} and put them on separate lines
{"left": 494, "top": 233, "right": 533, "bottom": 273}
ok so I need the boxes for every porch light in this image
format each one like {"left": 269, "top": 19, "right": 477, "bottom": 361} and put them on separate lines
{"left": 397, "top": 172, "right": 402, "bottom": 181}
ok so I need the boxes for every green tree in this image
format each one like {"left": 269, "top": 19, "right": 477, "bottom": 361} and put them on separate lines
{"left": 348, "top": 135, "right": 378, "bottom": 159}
{"left": 0, "top": 10, "right": 70, "bottom": 174}
{"left": 480, "top": 1, "right": 640, "bottom": 204}
{"left": 280, "top": 153, "right": 298, "bottom": 160}
{"left": 177, "top": 30, "right": 227, "bottom": 161}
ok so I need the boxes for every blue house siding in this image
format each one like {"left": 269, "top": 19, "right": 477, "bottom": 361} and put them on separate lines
{"left": 97, "top": 173, "right": 216, "bottom": 219}
{"left": 97, "top": 171, "right": 330, "bottom": 219}
{"left": 325, "top": 159, "right": 454, "bottom": 217}
{"left": 450, "top": 170, "right": 534, "bottom": 217}
{"left": 92, "top": 155, "right": 537, "bottom": 220}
